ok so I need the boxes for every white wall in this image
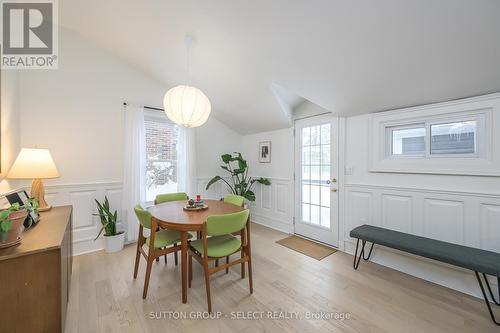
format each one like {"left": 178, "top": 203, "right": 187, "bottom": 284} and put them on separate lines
{"left": 241, "top": 128, "right": 293, "bottom": 179}
{"left": 238, "top": 128, "right": 294, "bottom": 233}
{"left": 342, "top": 112, "right": 500, "bottom": 298}
{"left": 18, "top": 28, "right": 166, "bottom": 185}
{"left": 195, "top": 117, "right": 242, "bottom": 179}
{"left": 0, "top": 70, "right": 20, "bottom": 194}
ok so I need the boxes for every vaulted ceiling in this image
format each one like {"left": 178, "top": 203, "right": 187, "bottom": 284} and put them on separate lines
{"left": 60, "top": 0, "right": 500, "bottom": 134}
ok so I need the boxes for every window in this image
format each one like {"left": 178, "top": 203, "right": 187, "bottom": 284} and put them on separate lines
{"left": 386, "top": 117, "right": 482, "bottom": 158}
{"left": 144, "top": 113, "right": 180, "bottom": 202}
{"left": 430, "top": 120, "right": 477, "bottom": 155}
{"left": 389, "top": 125, "right": 426, "bottom": 156}
{"left": 369, "top": 95, "right": 498, "bottom": 176}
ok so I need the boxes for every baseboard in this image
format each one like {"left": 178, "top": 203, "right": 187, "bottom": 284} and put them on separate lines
{"left": 251, "top": 213, "right": 292, "bottom": 234}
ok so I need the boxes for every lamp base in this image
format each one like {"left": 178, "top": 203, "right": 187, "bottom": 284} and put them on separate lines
{"left": 31, "top": 178, "right": 52, "bottom": 211}
{"left": 38, "top": 205, "right": 52, "bottom": 212}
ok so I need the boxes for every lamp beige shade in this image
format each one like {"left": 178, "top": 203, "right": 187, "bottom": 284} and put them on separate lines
{"left": 7, "top": 148, "right": 59, "bottom": 179}
{"left": 7, "top": 148, "right": 59, "bottom": 211}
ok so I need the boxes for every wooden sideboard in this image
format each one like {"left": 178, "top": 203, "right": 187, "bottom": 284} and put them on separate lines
{"left": 0, "top": 205, "right": 73, "bottom": 333}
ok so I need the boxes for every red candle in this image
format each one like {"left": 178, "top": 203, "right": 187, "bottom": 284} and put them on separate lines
{"left": 196, "top": 195, "right": 201, "bottom": 202}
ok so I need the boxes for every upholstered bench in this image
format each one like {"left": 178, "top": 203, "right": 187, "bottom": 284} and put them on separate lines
{"left": 350, "top": 224, "right": 500, "bottom": 326}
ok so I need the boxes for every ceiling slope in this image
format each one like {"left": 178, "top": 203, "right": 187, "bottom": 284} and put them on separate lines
{"left": 59, "top": 0, "right": 500, "bottom": 134}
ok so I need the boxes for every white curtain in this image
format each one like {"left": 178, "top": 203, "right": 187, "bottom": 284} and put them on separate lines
{"left": 122, "top": 105, "right": 146, "bottom": 242}
{"left": 177, "top": 127, "right": 197, "bottom": 198}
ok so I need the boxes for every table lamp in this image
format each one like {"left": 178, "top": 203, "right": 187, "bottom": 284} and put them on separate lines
{"left": 7, "top": 148, "right": 60, "bottom": 211}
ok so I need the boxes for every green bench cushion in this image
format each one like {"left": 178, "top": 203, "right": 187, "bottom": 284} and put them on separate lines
{"left": 350, "top": 224, "right": 500, "bottom": 277}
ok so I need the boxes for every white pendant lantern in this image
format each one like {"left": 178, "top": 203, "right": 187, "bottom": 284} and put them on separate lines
{"left": 163, "top": 85, "right": 211, "bottom": 128}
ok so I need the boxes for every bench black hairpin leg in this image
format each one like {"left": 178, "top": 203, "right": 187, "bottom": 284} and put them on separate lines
{"left": 363, "top": 241, "right": 375, "bottom": 260}
{"left": 353, "top": 239, "right": 375, "bottom": 270}
{"left": 474, "top": 271, "right": 500, "bottom": 326}
{"left": 482, "top": 273, "right": 500, "bottom": 306}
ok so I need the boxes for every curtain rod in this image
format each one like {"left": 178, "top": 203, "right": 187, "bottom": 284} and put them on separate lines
{"left": 123, "top": 102, "right": 164, "bottom": 112}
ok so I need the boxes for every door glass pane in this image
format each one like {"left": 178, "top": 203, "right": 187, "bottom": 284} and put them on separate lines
{"left": 310, "top": 146, "right": 321, "bottom": 165}
{"left": 320, "top": 186, "right": 330, "bottom": 207}
{"left": 311, "top": 126, "right": 320, "bottom": 145}
{"left": 302, "top": 166, "right": 310, "bottom": 181}
{"left": 302, "top": 146, "right": 311, "bottom": 165}
{"left": 310, "top": 185, "right": 320, "bottom": 205}
{"left": 320, "top": 166, "right": 330, "bottom": 185}
{"left": 310, "top": 166, "right": 320, "bottom": 185}
{"left": 310, "top": 205, "right": 320, "bottom": 225}
{"left": 302, "top": 203, "right": 310, "bottom": 223}
{"left": 430, "top": 121, "right": 476, "bottom": 155}
{"left": 321, "top": 145, "right": 330, "bottom": 165}
{"left": 302, "top": 183, "right": 310, "bottom": 203}
{"left": 302, "top": 127, "right": 311, "bottom": 146}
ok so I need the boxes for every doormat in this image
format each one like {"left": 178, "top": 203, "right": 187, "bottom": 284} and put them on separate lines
{"left": 276, "top": 235, "right": 337, "bottom": 260}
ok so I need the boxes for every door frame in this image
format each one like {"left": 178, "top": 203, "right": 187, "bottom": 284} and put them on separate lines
{"left": 293, "top": 114, "right": 342, "bottom": 247}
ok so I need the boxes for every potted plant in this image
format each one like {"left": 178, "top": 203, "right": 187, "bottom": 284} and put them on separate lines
{"left": 206, "top": 152, "right": 271, "bottom": 202}
{"left": 0, "top": 203, "right": 28, "bottom": 249}
{"left": 94, "top": 196, "right": 124, "bottom": 253}
{"left": 24, "top": 197, "right": 40, "bottom": 228}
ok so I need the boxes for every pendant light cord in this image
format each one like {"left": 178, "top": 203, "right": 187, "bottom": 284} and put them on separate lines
{"left": 185, "top": 35, "right": 194, "bottom": 86}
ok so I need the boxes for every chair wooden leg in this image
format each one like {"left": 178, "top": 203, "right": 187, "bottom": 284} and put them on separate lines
{"left": 225, "top": 256, "right": 229, "bottom": 274}
{"left": 247, "top": 251, "right": 253, "bottom": 294}
{"left": 156, "top": 257, "right": 159, "bottom": 262}
{"left": 203, "top": 259, "right": 212, "bottom": 313}
{"left": 164, "top": 254, "right": 167, "bottom": 264}
{"left": 246, "top": 220, "right": 253, "bottom": 293}
{"left": 188, "top": 254, "right": 193, "bottom": 288}
{"left": 240, "top": 247, "right": 245, "bottom": 279}
{"left": 174, "top": 243, "right": 178, "bottom": 266}
{"left": 133, "top": 243, "right": 141, "bottom": 279}
{"left": 143, "top": 257, "right": 154, "bottom": 299}
{"left": 215, "top": 259, "right": 219, "bottom": 268}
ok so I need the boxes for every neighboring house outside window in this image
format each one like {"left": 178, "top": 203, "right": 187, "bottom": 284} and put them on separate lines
{"left": 144, "top": 113, "right": 180, "bottom": 202}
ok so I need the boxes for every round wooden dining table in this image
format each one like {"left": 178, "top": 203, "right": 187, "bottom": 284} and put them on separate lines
{"left": 148, "top": 199, "right": 245, "bottom": 304}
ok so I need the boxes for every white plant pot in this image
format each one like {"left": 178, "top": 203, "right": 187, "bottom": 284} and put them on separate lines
{"left": 104, "top": 232, "right": 125, "bottom": 253}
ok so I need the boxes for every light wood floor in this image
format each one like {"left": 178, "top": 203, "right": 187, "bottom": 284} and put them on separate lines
{"left": 65, "top": 223, "right": 499, "bottom": 333}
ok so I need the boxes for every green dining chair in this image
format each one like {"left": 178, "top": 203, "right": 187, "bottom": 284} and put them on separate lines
{"left": 155, "top": 192, "right": 188, "bottom": 205}
{"left": 154, "top": 192, "right": 188, "bottom": 264}
{"left": 133, "top": 204, "right": 193, "bottom": 299}
{"left": 188, "top": 209, "right": 252, "bottom": 313}
{"left": 223, "top": 194, "right": 245, "bottom": 207}
{"left": 217, "top": 194, "right": 245, "bottom": 270}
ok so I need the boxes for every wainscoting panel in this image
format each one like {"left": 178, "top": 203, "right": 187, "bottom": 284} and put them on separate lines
{"left": 343, "top": 183, "right": 500, "bottom": 299}
{"left": 423, "top": 198, "right": 464, "bottom": 244}
{"left": 381, "top": 194, "right": 412, "bottom": 233}
{"left": 44, "top": 182, "right": 123, "bottom": 255}
{"left": 196, "top": 177, "right": 294, "bottom": 233}
{"left": 479, "top": 203, "right": 500, "bottom": 253}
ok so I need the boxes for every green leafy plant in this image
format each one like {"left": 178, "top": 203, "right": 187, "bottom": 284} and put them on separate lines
{"left": 24, "top": 198, "right": 39, "bottom": 228}
{"left": 206, "top": 152, "right": 271, "bottom": 201}
{"left": 0, "top": 203, "right": 21, "bottom": 234}
{"left": 94, "top": 196, "right": 119, "bottom": 240}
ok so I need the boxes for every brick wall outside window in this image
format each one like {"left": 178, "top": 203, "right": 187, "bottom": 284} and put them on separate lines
{"left": 145, "top": 117, "right": 179, "bottom": 197}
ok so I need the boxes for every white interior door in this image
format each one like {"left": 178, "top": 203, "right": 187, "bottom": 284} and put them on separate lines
{"left": 294, "top": 115, "right": 339, "bottom": 246}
